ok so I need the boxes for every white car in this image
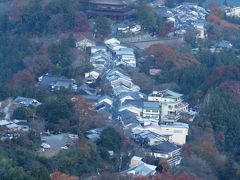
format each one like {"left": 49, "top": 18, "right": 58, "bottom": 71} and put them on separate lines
{"left": 118, "top": 26, "right": 130, "bottom": 33}
{"left": 68, "top": 134, "right": 79, "bottom": 139}
{"left": 41, "top": 143, "right": 51, "bottom": 149}
{"left": 130, "top": 25, "right": 141, "bottom": 33}
{"left": 61, "top": 146, "right": 69, "bottom": 150}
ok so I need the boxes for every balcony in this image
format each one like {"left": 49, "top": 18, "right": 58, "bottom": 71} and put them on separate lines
{"left": 161, "top": 114, "right": 181, "bottom": 122}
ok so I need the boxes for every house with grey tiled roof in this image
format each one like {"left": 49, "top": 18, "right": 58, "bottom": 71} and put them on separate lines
{"left": 14, "top": 97, "right": 41, "bottom": 107}
{"left": 142, "top": 101, "right": 160, "bottom": 120}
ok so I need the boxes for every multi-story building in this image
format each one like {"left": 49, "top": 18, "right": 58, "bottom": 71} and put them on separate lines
{"left": 87, "top": 0, "right": 135, "bottom": 18}
{"left": 148, "top": 89, "right": 188, "bottom": 122}
{"left": 159, "top": 122, "right": 189, "bottom": 145}
{"left": 142, "top": 101, "right": 160, "bottom": 119}
{"left": 147, "top": 141, "right": 182, "bottom": 167}
{"left": 131, "top": 122, "right": 189, "bottom": 145}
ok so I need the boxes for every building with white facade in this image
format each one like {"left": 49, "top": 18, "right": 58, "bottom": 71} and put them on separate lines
{"left": 194, "top": 23, "right": 206, "bottom": 39}
{"left": 126, "top": 156, "right": 157, "bottom": 176}
{"left": 225, "top": 7, "right": 240, "bottom": 17}
{"left": 148, "top": 89, "right": 188, "bottom": 122}
{"left": 132, "top": 122, "right": 189, "bottom": 145}
{"left": 147, "top": 141, "right": 182, "bottom": 167}
{"left": 142, "top": 101, "right": 160, "bottom": 119}
{"left": 159, "top": 122, "right": 189, "bottom": 145}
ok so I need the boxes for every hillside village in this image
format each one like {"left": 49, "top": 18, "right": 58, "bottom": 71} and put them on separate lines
{"left": 0, "top": 0, "right": 240, "bottom": 179}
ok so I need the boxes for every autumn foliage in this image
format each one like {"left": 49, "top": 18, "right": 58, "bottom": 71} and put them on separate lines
{"left": 207, "top": 65, "right": 240, "bottom": 86}
{"left": 71, "top": 96, "right": 106, "bottom": 130}
{"left": 147, "top": 44, "right": 176, "bottom": 67}
{"left": 208, "top": 15, "right": 238, "bottom": 30}
{"left": 7, "top": 69, "right": 36, "bottom": 89}
{"left": 220, "top": 80, "right": 240, "bottom": 99}
{"left": 51, "top": 171, "right": 78, "bottom": 180}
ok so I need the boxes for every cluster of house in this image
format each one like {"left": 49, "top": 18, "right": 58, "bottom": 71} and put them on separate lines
{"left": 117, "top": 90, "right": 193, "bottom": 176}
{"left": 75, "top": 30, "right": 198, "bottom": 175}
{"left": 172, "top": 3, "right": 208, "bottom": 39}
{"left": 85, "top": 59, "right": 195, "bottom": 175}
{"left": 225, "top": 6, "right": 240, "bottom": 17}
{"left": 152, "top": 3, "right": 208, "bottom": 40}
{"left": 84, "top": 38, "right": 137, "bottom": 85}
{"left": 210, "top": 40, "right": 233, "bottom": 53}
{"left": 0, "top": 96, "right": 42, "bottom": 141}
{"left": 124, "top": 140, "right": 181, "bottom": 176}
{"left": 87, "top": 88, "right": 192, "bottom": 175}
{"left": 105, "top": 38, "right": 137, "bottom": 67}
{"left": 0, "top": 119, "right": 30, "bottom": 140}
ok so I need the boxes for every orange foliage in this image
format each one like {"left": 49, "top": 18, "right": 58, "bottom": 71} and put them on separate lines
{"left": 134, "top": 176, "right": 149, "bottom": 180}
{"left": 220, "top": 80, "right": 240, "bottom": 99}
{"left": 220, "top": 21, "right": 237, "bottom": 29}
{"left": 152, "top": 172, "right": 202, "bottom": 180}
{"left": 207, "top": 65, "right": 240, "bottom": 85}
{"left": 147, "top": 43, "right": 176, "bottom": 67}
{"left": 71, "top": 96, "right": 107, "bottom": 130}
{"left": 208, "top": 14, "right": 222, "bottom": 24}
{"left": 208, "top": 15, "right": 238, "bottom": 30}
{"left": 74, "top": 12, "right": 89, "bottom": 32}
{"left": 51, "top": 171, "right": 78, "bottom": 180}
{"left": 210, "top": 3, "right": 221, "bottom": 16}
{"left": 23, "top": 54, "right": 54, "bottom": 75}
{"left": 177, "top": 53, "right": 200, "bottom": 67}
{"left": 7, "top": 69, "right": 36, "bottom": 89}
{"left": 71, "top": 96, "right": 97, "bottom": 126}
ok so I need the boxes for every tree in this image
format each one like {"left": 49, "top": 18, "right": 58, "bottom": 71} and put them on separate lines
{"left": 0, "top": 155, "right": 34, "bottom": 180}
{"left": 136, "top": 4, "right": 157, "bottom": 33}
{"left": 37, "top": 96, "right": 74, "bottom": 131}
{"left": 131, "top": 71, "right": 156, "bottom": 93}
{"left": 147, "top": 43, "right": 177, "bottom": 68}
{"left": 53, "top": 146, "right": 100, "bottom": 177}
{"left": 94, "top": 16, "right": 112, "bottom": 37}
{"left": 32, "top": 167, "right": 50, "bottom": 180}
{"left": 223, "top": 0, "right": 228, "bottom": 6}
{"left": 165, "top": 0, "right": 176, "bottom": 8}
{"left": 159, "top": 158, "right": 170, "bottom": 173}
{"left": 23, "top": 54, "right": 54, "bottom": 77}
{"left": 21, "top": 0, "right": 46, "bottom": 34}
{"left": 8, "top": 70, "right": 36, "bottom": 90}
{"left": 50, "top": 171, "right": 78, "bottom": 180}
{"left": 71, "top": 96, "right": 107, "bottom": 131}
{"left": 74, "top": 12, "right": 89, "bottom": 32}
{"left": 184, "top": 27, "right": 197, "bottom": 47}
{"left": 0, "top": 14, "right": 9, "bottom": 33}
{"left": 97, "top": 127, "right": 122, "bottom": 152}
{"left": 0, "top": 35, "right": 33, "bottom": 84}
{"left": 12, "top": 107, "right": 28, "bottom": 120}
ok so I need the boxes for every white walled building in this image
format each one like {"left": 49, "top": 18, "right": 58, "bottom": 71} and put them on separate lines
{"left": 142, "top": 101, "right": 160, "bottom": 119}
{"left": 194, "top": 23, "right": 206, "bottom": 39}
{"left": 147, "top": 141, "right": 182, "bottom": 167}
{"left": 159, "top": 122, "right": 189, "bottom": 145}
{"left": 225, "top": 7, "right": 240, "bottom": 17}
{"left": 148, "top": 89, "right": 189, "bottom": 122}
{"left": 132, "top": 122, "right": 189, "bottom": 145}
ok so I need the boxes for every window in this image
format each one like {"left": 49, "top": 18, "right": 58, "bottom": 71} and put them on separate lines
{"left": 174, "top": 130, "right": 183, "bottom": 133}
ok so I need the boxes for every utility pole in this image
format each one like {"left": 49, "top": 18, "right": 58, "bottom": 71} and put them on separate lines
{"left": 119, "top": 154, "right": 123, "bottom": 172}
